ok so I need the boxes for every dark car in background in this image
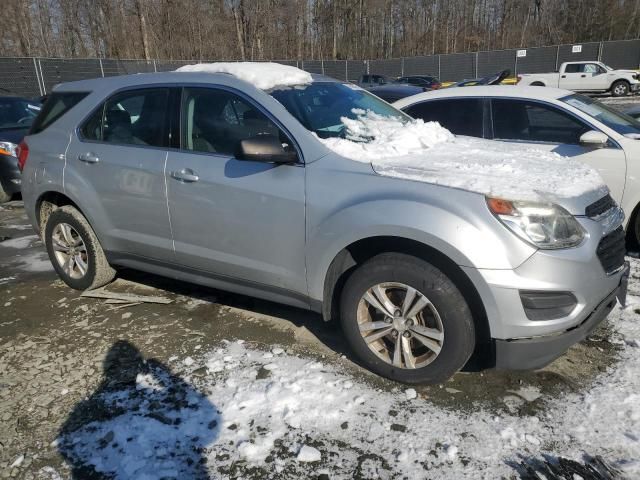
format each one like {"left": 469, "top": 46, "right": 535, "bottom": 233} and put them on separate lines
{"left": 357, "top": 74, "right": 389, "bottom": 88}
{"left": 395, "top": 75, "right": 441, "bottom": 90}
{"left": 0, "top": 96, "right": 41, "bottom": 202}
{"left": 366, "top": 84, "right": 425, "bottom": 103}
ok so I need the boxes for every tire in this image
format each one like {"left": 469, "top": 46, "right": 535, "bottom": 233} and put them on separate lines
{"left": 339, "top": 253, "right": 475, "bottom": 384}
{"left": 0, "top": 183, "right": 11, "bottom": 203}
{"left": 44, "top": 205, "right": 116, "bottom": 290}
{"left": 611, "top": 80, "right": 630, "bottom": 97}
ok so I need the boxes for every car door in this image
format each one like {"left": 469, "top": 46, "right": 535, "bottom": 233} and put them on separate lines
{"left": 165, "top": 86, "right": 307, "bottom": 296}
{"left": 581, "top": 63, "right": 610, "bottom": 90}
{"left": 559, "top": 63, "right": 586, "bottom": 90}
{"left": 490, "top": 98, "right": 627, "bottom": 203}
{"left": 65, "top": 87, "right": 174, "bottom": 260}
{"left": 402, "top": 98, "right": 486, "bottom": 138}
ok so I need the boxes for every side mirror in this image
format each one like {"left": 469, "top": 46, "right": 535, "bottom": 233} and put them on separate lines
{"left": 238, "top": 135, "right": 298, "bottom": 164}
{"left": 579, "top": 130, "right": 608, "bottom": 148}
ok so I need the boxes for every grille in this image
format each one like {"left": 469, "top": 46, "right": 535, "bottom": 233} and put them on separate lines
{"left": 585, "top": 194, "right": 615, "bottom": 218}
{"left": 596, "top": 226, "right": 626, "bottom": 274}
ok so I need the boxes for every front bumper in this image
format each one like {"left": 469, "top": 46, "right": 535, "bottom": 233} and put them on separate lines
{"left": 0, "top": 153, "right": 21, "bottom": 195}
{"left": 494, "top": 262, "right": 628, "bottom": 370}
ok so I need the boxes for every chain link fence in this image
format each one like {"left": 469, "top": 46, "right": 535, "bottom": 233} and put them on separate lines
{"left": 3, "top": 39, "right": 640, "bottom": 98}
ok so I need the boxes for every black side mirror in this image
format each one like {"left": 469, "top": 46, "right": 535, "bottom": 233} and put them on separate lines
{"left": 238, "top": 135, "right": 298, "bottom": 164}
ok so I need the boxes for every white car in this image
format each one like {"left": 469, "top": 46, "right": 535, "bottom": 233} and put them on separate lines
{"left": 394, "top": 85, "right": 640, "bottom": 244}
{"left": 517, "top": 61, "right": 640, "bottom": 97}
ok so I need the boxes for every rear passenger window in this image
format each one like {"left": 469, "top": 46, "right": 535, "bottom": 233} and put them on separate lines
{"left": 30, "top": 92, "right": 88, "bottom": 134}
{"left": 81, "top": 88, "right": 169, "bottom": 147}
{"left": 404, "top": 99, "right": 484, "bottom": 137}
{"left": 181, "top": 87, "right": 292, "bottom": 156}
{"left": 491, "top": 99, "right": 590, "bottom": 144}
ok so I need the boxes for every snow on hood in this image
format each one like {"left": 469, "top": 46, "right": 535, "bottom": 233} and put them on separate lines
{"left": 176, "top": 62, "right": 313, "bottom": 91}
{"left": 319, "top": 111, "right": 606, "bottom": 202}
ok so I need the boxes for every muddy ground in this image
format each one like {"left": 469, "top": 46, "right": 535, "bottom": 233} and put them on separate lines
{"left": 0, "top": 196, "right": 626, "bottom": 479}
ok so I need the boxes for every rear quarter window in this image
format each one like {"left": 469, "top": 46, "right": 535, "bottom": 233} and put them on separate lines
{"left": 30, "top": 92, "right": 89, "bottom": 134}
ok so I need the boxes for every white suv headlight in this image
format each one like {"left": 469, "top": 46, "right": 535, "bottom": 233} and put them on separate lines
{"left": 487, "top": 197, "right": 586, "bottom": 249}
{"left": 0, "top": 141, "right": 18, "bottom": 158}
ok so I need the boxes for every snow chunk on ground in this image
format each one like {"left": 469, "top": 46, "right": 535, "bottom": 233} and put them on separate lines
{"left": 319, "top": 111, "right": 605, "bottom": 202}
{"left": 176, "top": 62, "right": 312, "bottom": 91}
{"left": 297, "top": 445, "right": 321, "bottom": 462}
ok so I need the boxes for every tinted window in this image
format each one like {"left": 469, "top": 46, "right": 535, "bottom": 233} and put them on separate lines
{"left": 0, "top": 98, "right": 41, "bottom": 129}
{"left": 404, "top": 99, "right": 484, "bottom": 137}
{"left": 81, "top": 88, "right": 169, "bottom": 147}
{"left": 562, "top": 93, "right": 640, "bottom": 136}
{"left": 564, "top": 64, "right": 581, "bottom": 73}
{"left": 182, "top": 87, "right": 292, "bottom": 156}
{"left": 31, "top": 92, "right": 87, "bottom": 134}
{"left": 492, "top": 99, "right": 590, "bottom": 144}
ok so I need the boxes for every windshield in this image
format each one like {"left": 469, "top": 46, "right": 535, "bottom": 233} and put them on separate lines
{"left": 269, "top": 82, "right": 410, "bottom": 139}
{"left": 561, "top": 93, "right": 640, "bottom": 136}
{"left": 0, "top": 97, "right": 41, "bottom": 129}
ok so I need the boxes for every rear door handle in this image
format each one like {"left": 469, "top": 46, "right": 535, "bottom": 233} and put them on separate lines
{"left": 171, "top": 168, "right": 199, "bottom": 183}
{"left": 581, "top": 74, "right": 586, "bottom": 77}
{"left": 78, "top": 152, "right": 99, "bottom": 164}
{"left": 561, "top": 75, "right": 566, "bottom": 78}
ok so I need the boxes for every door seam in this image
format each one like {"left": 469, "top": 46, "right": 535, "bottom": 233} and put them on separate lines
{"left": 163, "top": 150, "right": 176, "bottom": 254}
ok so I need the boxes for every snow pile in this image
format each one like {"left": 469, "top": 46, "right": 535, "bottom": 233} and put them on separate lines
{"left": 176, "top": 62, "right": 313, "bottom": 91}
{"left": 57, "top": 270, "right": 640, "bottom": 478}
{"left": 320, "top": 110, "right": 606, "bottom": 201}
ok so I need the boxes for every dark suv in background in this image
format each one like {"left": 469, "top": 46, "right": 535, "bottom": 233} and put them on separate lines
{"left": 0, "top": 96, "right": 41, "bottom": 202}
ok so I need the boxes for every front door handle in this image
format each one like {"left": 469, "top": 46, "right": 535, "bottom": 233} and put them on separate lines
{"left": 78, "top": 152, "right": 99, "bottom": 164}
{"left": 171, "top": 168, "right": 200, "bottom": 183}
{"left": 581, "top": 74, "right": 586, "bottom": 77}
{"left": 561, "top": 75, "right": 566, "bottom": 78}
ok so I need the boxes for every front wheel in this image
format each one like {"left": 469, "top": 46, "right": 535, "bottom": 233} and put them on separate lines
{"left": 611, "top": 80, "right": 630, "bottom": 97}
{"left": 340, "top": 253, "right": 475, "bottom": 384}
{"left": 44, "top": 205, "right": 116, "bottom": 290}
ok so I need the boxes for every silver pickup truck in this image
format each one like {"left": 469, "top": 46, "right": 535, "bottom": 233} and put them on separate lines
{"left": 518, "top": 61, "right": 640, "bottom": 96}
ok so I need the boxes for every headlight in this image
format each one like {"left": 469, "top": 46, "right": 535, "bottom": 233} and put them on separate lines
{"left": 487, "top": 197, "right": 586, "bottom": 249}
{"left": 0, "top": 141, "right": 18, "bottom": 157}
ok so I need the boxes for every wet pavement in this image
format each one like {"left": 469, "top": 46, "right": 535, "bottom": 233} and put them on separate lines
{"left": 0, "top": 200, "right": 627, "bottom": 478}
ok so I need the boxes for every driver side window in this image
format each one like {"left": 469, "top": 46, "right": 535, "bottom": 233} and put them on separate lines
{"left": 181, "top": 87, "right": 291, "bottom": 156}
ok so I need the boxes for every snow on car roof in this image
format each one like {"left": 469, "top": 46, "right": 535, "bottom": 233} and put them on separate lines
{"left": 176, "top": 62, "right": 313, "bottom": 91}
{"left": 392, "top": 85, "right": 571, "bottom": 109}
{"left": 318, "top": 110, "right": 606, "bottom": 202}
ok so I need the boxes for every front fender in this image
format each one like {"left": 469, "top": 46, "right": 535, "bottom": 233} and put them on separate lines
{"left": 305, "top": 196, "right": 536, "bottom": 301}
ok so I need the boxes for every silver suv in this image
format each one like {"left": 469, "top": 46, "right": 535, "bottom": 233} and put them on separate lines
{"left": 19, "top": 67, "right": 629, "bottom": 384}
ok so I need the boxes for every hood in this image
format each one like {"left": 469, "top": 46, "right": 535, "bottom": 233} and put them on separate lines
{"left": 317, "top": 111, "right": 607, "bottom": 214}
{"left": 0, "top": 126, "right": 29, "bottom": 144}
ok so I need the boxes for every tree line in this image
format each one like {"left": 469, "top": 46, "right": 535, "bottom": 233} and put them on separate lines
{"left": 2, "top": 0, "right": 640, "bottom": 61}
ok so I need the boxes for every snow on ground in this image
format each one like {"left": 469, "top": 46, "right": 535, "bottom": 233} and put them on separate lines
{"left": 319, "top": 110, "right": 606, "bottom": 202}
{"left": 176, "top": 62, "right": 313, "bottom": 91}
{"left": 58, "top": 260, "right": 640, "bottom": 479}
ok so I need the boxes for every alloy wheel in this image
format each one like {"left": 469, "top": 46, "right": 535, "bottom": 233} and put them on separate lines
{"left": 51, "top": 223, "right": 89, "bottom": 279}
{"left": 356, "top": 282, "right": 444, "bottom": 369}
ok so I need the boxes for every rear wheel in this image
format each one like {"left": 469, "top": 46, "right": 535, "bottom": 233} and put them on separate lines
{"left": 530, "top": 81, "right": 545, "bottom": 87}
{"left": 340, "top": 253, "right": 475, "bottom": 384}
{"left": 611, "top": 80, "right": 630, "bottom": 97}
{"left": 44, "top": 205, "right": 115, "bottom": 290}
{"left": 0, "top": 183, "right": 11, "bottom": 203}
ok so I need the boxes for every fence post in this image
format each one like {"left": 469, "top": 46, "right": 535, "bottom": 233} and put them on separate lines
{"left": 345, "top": 60, "right": 348, "bottom": 81}
{"left": 475, "top": 51, "right": 478, "bottom": 78}
{"left": 438, "top": 55, "right": 441, "bottom": 80}
{"left": 153, "top": 59, "right": 157, "bottom": 73}
{"left": 366, "top": 59, "right": 370, "bottom": 74}
{"left": 321, "top": 59, "right": 324, "bottom": 75}
{"left": 32, "top": 57, "right": 43, "bottom": 96}
{"left": 514, "top": 51, "right": 518, "bottom": 77}
{"left": 99, "top": 58, "right": 105, "bottom": 77}
{"left": 597, "top": 41, "right": 603, "bottom": 62}
{"left": 555, "top": 45, "right": 560, "bottom": 71}
{"left": 401, "top": 57, "right": 404, "bottom": 76}
{"left": 37, "top": 58, "right": 46, "bottom": 94}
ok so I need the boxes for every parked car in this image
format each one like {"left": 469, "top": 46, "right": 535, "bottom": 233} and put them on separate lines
{"left": 357, "top": 74, "right": 388, "bottom": 88}
{"left": 20, "top": 66, "right": 627, "bottom": 384}
{"left": 517, "top": 61, "right": 640, "bottom": 97}
{"left": 366, "top": 83, "right": 425, "bottom": 103}
{"left": 0, "top": 96, "right": 41, "bottom": 202}
{"left": 394, "top": 75, "right": 441, "bottom": 90}
{"left": 394, "top": 85, "right": 640, "bottom": 245}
